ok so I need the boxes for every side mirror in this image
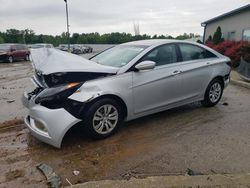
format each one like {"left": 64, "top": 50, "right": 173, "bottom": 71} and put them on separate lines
{"left": 135, "top": 61, "right": 156, "bottom": 71}
{"left": 10, "top": 48, "right": 16, "bottom": 52}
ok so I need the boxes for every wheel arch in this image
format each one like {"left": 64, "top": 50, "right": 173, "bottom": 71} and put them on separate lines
{"left": 210, "top": 76, "right": 225, "bottom": 88}
{"left": 87, "top": 94, "right": 128, "bottom": 119}
{"left": 202, "top": 75, "right": 225, "bottom": 100}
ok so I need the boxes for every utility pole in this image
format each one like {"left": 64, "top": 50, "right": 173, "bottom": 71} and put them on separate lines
{"left": 64, "top": 0, "right": 70, "bottom": 51}
{"left": 22, "top": 31, "right": 26, "bottom": 44}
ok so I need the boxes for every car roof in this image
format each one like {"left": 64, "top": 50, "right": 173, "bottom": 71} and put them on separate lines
{"left": 0, "top": 43, "right": 23, "bottom": 45}
{"left": 34, "top": 43, "right": 52, "bottom": 45}
{"left": 120, "top": 39, "right": 199, "bottom": 47}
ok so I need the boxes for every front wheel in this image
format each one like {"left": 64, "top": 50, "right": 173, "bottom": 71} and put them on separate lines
{"left": 8, "top": 56, "right": 14, "bottom": 63}
{"left": 84, "top": 98, "right": 124, "bottom": 139}
{"left": 201, "top": 78, "right": 224, "bottom": 107}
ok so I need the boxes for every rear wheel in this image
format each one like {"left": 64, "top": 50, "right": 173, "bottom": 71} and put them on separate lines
{"left": 25, "top": 54, "right": 30, "bottom": 61}
{"left": 201, "top": 78, "right": 224, "bottom": 107}
{"left": 8, "top": 56, "right": 13, "bottom": 63}
{"left": 84, "top": 98, "right": 123, "bottom": 139}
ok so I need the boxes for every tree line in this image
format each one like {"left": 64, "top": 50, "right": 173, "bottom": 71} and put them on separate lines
{"left": 0, "top": 29, "right": 201, "bottom": 46}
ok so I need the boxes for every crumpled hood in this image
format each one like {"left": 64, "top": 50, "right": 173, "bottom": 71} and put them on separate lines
{"left": 31, "top": 48, "right": 119, "bottom": 75}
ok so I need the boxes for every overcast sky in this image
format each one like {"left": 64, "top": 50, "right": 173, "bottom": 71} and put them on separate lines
{"left": 0, "top": 0, "right": 249, "bottom": 36}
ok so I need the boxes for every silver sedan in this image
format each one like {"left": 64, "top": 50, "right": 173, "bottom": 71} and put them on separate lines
{"left": 23, "top": 39, "right": 231, "bottom": 148}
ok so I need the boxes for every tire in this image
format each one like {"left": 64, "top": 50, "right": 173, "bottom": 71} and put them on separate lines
{"left": 8, "top": 56, "right": 13, "bottom": 63}
{"left": 84, "top": 98, "right": 124, "bottom": 139}
{"left": 25, "top": 54, "right": 30, "bottom": 61}
{"left": 201, "top": 78, "right": 224, "bottom": 107}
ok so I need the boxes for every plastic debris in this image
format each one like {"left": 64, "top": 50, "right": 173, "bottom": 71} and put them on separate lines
{"left": 73, "top": 170, "right": 80, "bottom": 176}
{"left": 37, "top": 163, "right": 62, "bottom": 188}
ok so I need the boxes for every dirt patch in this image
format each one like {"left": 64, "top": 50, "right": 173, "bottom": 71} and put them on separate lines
{"left": 0, "top": 119, "right": 24, "bottom": 132}
{"left": 5, "top": 169, "right": 25, "bottom": 181}
{"left": 0, "top": 119, "right": 24, "bottom": 127}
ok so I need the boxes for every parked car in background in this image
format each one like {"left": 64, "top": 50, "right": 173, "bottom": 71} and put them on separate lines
{"left": 58, "top": 44, "right": 93, "bottom": 54}
{"left": 29, "top": 43, "right": 54, "bottom": 49}
{"left": 72, "top": 45, "right": 83, "bottom": 54}
{"left": 58, "top": 44, "right": 69, "bottom": 51}
{"left": 0, "top": 43, "right": 30, "bottom": 63}
{"left": 23, "top": 39, "right": 231, "bottom": 148}
{"left": 83, "top": 45, "right": 93, "bottom": 53}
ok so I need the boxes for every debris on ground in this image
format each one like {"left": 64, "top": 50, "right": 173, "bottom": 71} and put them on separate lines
{"left": 7, "top": 100, "right": 15, "bottom": 103}
{"left": 121, "top": 172, "right": 132, "bottom": 180}
{"left": 222, "top": 102, "right": 229, "bottom": 106}
{"left": 37, "top": 163, "right": 62, "bottom": 188}
{"left": 73, "top": 170, "right": 80, "bottom": 176}
{"left": 5, "top": 169, "right": 25, "bottom": 181}
{"left": 66, "top": 178, "right": 73, "bottom": 186}
{"left": 186, "top": 168, "right": 204, "bottom": 176}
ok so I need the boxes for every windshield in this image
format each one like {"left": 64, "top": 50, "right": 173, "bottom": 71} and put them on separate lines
{"left": 0, "top": 45, "right": 10, "bottom": 51}
{"left": 91, "top": 45, "right": 147, "bottom": 67}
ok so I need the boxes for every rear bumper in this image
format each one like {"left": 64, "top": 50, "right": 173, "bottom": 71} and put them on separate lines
{"left": 22, "top": 92, "right": 81, "bottom": 148}
{"left": 224, "top": 74, "right": 230, "bottom": 88}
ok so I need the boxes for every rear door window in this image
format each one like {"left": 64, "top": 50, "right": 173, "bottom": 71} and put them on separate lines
{"left": 178, "top": 44, "right": 217, "bottom": 61}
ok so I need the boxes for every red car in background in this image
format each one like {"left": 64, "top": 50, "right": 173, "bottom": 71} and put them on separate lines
{"left": 0, "top": 43, "right": 30, "bottom": 63}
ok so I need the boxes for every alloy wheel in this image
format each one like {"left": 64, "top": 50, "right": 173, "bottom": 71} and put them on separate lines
{"left": 209, "top": 82, "right": 222, "bottom": 103}
{"left": 92, "top": 104, "right": 119, "bottom": 135}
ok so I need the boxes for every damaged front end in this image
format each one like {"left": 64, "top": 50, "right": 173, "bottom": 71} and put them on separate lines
{"left": 26, "top": 48, "right": 118, "bottom": 117}
{"left": 28, "top": 71, "right": 113, "bottom": 118}
{"left": 22, "top": 48, "right": 118, "bottom": 148}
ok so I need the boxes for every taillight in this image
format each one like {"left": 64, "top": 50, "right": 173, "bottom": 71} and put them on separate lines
{"left": 226, "top": 61, "right": 232, "bottom": 67}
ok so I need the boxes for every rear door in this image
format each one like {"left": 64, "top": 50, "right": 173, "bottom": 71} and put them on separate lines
{"left": 19, "top": 45, "right": 26, "bottom": 59}
{"left": 132, "top": 44, "right": 183, "bottom": 115}
{"left": 15, "top": 45, "right": 23, "bottom": 59}
{"left": 11, "top": 45, "right": 20, "bottom": 59}
{"left": 177, "top": 43, "right": 218, "bottom": 101}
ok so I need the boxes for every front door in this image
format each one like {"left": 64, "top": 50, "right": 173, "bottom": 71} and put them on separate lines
{"left": 132, "top": 44, "right": 183, "bottom": 115}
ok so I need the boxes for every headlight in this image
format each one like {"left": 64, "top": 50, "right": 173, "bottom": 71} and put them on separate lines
{"left": 35, "top": 82, "right": 82, "bottom": 104}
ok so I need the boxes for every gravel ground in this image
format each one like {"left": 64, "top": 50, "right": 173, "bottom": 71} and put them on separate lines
{"left": 0, "top": 59, "right": 250, "bottom": 187}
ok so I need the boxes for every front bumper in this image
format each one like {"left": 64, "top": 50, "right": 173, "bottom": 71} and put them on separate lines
{"left": 22, "top": 92, "right": 81, "bottom": 148}
{"left": 0, "top": 54, "right": 8, "bottom": 61}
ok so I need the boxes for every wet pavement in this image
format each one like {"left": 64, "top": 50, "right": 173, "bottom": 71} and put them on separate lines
{"left": 0, "top": 61, "right": 250, "bottom": 187}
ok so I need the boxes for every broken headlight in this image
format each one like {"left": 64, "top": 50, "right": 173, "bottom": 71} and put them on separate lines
{"left": 35, "top": 83, "right": 82, "bottom": 104}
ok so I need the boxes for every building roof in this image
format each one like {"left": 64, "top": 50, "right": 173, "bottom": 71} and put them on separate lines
{"left": 202, "top": 4, "right": 250, "bottom": 26}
